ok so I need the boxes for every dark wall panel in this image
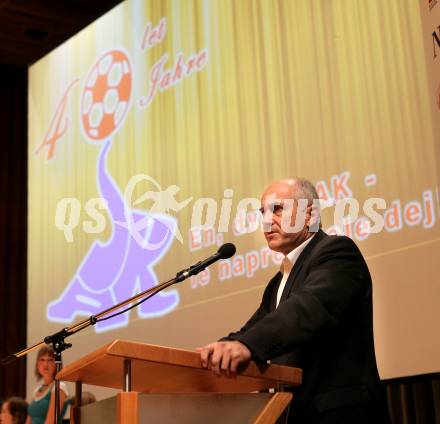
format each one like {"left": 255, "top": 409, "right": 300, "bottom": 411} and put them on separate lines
{"left": 0, "top": 64, "right": 28, "bottom": 399}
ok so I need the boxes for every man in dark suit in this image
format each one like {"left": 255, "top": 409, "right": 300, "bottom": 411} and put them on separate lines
{"left": 197, "top": 178, "right": 390, "bottom": 423}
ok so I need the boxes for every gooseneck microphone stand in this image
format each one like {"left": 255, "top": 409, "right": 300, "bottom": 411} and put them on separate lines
{"left": 1, "top": 243, "right": 236, "bottom": 424}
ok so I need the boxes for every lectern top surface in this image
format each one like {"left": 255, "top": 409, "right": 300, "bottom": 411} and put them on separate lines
{"left": 56, "top": 339, "right": 302, "bottom": 393}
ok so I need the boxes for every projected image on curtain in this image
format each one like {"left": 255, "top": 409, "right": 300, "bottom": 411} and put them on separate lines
{"left": 46, "top": 49, "right": 180, "bottom": 331}
{"left": 28, "top": 0, "right": 440, "bottom": 386}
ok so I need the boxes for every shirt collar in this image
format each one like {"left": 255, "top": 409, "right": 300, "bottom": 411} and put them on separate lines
{"left": 280, "top": 233, "right": 316, "bottom": 275}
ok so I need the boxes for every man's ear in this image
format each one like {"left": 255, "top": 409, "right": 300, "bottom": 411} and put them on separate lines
{"left": 308, "top": 201, "right": 321, "bottom": 232}
{"left": 305, "top": 204, "right": 312, "bottom": 226}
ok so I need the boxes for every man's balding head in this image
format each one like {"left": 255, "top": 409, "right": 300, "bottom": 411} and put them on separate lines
{"left": 260, "top": 178, "right": 320, "bottom": 255}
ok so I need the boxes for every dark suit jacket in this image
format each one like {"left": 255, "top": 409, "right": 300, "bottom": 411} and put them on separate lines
{"left": 223, "top": 230, "right": 390, "bottom": 424}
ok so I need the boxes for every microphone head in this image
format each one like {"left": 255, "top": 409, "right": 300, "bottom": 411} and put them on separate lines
{"left": 218, "top": 243, "right": 236, "bottom": 259}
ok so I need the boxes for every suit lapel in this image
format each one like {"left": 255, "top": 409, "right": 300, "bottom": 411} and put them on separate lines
{"left": 279, "top": 230, "right": 327, "bottom": 303}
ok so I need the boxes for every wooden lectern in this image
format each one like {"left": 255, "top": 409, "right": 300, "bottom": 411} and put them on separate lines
{"left": 57, "top": 339, "right": 302, "bottom": 424}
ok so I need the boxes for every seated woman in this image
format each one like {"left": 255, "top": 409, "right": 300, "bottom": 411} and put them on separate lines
{"left": 26, "top": 346, "right": 69, "bottom": 424}
{"left": 1, "top": 396, "right": 28, "bottom": 424}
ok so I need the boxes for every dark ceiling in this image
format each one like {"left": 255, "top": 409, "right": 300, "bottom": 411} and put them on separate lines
{"left": 0, "top": 0, "right": 124, "bottom": 67}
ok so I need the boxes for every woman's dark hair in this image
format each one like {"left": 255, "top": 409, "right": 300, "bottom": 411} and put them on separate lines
{"left": 5, "top": 396, "right": 28, "bottom": 424}
{"left": 34, "top": 345, "right": 57, "bottom": 380}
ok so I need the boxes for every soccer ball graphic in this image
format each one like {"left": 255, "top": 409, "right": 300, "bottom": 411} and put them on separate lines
{"left": 81, "top": 49, "right": 132, "bottom": 141}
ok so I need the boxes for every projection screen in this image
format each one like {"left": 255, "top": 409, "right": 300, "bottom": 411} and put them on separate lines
{"left": 27, "top": 0, "right": 440, "bottom": 399}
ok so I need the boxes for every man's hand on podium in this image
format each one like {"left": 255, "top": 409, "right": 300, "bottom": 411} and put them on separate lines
{"left": 196, "top": 341, "right": 251, "bottom": 377}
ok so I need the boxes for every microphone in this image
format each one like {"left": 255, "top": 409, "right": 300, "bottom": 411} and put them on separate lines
{"left": 176, "top": 243, "right": 236, "bottom": 282}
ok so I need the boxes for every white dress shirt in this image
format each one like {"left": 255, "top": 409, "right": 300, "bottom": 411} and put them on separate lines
{"left": 276, "top": 234, "right": 316, "bottom": 308}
